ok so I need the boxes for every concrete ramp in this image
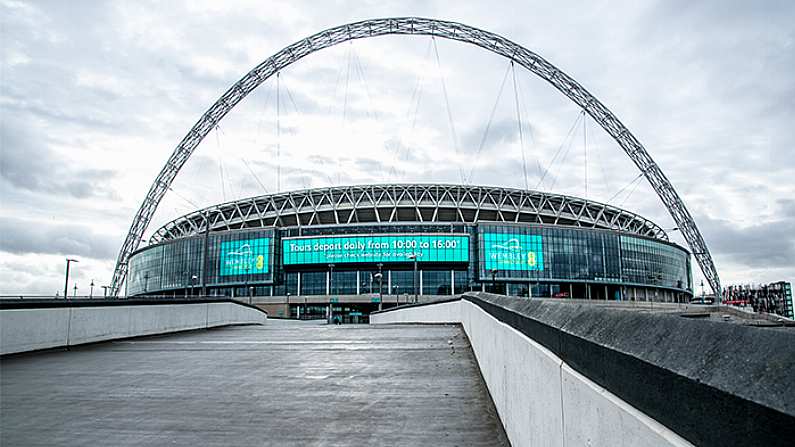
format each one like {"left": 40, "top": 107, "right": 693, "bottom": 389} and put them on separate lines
{"left": 372, "top": 294, "right": 795, "bottom": 447}
{"left": 0, "top": 323, "right": 507, "bottom": 446}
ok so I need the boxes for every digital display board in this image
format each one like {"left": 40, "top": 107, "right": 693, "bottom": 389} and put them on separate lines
{"left": 282, "top": 234, "right": 469, "bottom": 265}
{"left": 219, "top": 237, "right": 270, "bottom": 276}
{"left": 482, "top": 232, "right": 544, "bottom": 271}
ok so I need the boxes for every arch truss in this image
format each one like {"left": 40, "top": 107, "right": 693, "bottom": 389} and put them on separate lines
{"left": 110, "top": 17, "right": 721, "bottom": 296}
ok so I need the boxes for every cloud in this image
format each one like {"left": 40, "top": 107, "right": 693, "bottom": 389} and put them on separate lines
{"left": 0, "top": 216, "right": 119, "bottom": 261}
{"left": 696, "top": 199, "right": 795, "bottom": 269}
{"left": 1, "top": 1, "right": 793, "bottom": 294}
{"left": 0, "top": 116, "right": 119, "bottom": 199}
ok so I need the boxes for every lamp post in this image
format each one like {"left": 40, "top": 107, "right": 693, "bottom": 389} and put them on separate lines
{"left": 375, "top": 263, "right": 384, "bottom": 311}
{"left": 328, "top": 263, "right": 335, "bottom": 323}
{"left": 243, "top": 263, "right": 251, "bottom": 304}
{"left": 407, "top": 254, "right": 418, "bottom": 303}
{"left": 73, "top": 283, "right": 78, "bottom": 298}
{"left": 191, "top": 275, "right": 198, "bottom": 297}
{"left": 64, "top": 258, "right": 78, "bottom": 300}
{"left": 328, "top": 263, "right": 335, "bottom": 295}
{"left": 89, "top": 280, "right": 94, "bottom": 299}
{"left": 490, "top": 268, "right": 498, "bottom": 294}
{"left": 101, "top": 285, "right": 109, "bottom": 298}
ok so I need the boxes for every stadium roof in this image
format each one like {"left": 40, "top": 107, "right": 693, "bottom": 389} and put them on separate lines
{"left": 150, "top": 184, "right": 668, "bottom": 243}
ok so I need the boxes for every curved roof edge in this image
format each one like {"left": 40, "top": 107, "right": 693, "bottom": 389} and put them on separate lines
{"left": 150, "top": 183, "right": 669, "bottom": 243}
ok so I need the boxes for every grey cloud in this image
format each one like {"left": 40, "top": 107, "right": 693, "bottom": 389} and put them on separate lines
{"left": 2, "top": 1, "right": 794, "bottom": 293}
{"left": 460, "top": 119, "right": 519, "bottom": 154}
{"left": 0, "top": 117, "right": 118, "bottom": 199}
{"left": 0, "top": 217, "right": 119, "bottom": 260}
{"left": 696, "top": 200, "right": 795, "bottom": 268}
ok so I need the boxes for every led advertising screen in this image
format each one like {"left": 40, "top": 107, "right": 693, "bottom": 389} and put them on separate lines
{"left": 219, "top": 237, "right": 270, "bottom": 276}
{"left": 482, "top": 232, "right": 544, "bottom": 271}
{"left": 282, "top": 234, "right": 469, "bottom": 265}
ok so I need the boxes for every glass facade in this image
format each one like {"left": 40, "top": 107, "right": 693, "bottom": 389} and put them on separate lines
{"left": 282, "top": 234, "right": 469, "bottom": 265}
{"left": 620, "top": 235, "right": 691, "bottom": 290}
{"left": 126, "top": 229, "right": 275, "bottom": 296}
{"left": 128, "top": 222, "right": 691, "bottom": 298}
{"left": 478, "top": 223, "right": 624, "bottom": 285}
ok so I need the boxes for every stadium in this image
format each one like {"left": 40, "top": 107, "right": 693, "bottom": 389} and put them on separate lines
{"left": 113, "top": 18, "right": 722, "bottom": 321}
{"left": 126, "top": 183, "right": 693, "bottom": 320}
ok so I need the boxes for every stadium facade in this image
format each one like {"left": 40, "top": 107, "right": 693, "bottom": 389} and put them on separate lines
{"left": 126, "top": 184, "right": 693, "bottom": 319}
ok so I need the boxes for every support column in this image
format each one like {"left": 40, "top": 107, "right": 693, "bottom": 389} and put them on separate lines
{"left": 326, "top": 271, "right": 330, "bottom": 295}
{"left": 451, "top": 270, "right": 455, "bottom": 295}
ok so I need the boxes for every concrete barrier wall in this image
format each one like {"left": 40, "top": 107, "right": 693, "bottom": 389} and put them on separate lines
{"left": 1, "top": 302, "right": 267, "bottom": 355}
{"left": 369, "top": 299, "right": 461, "bottom": 324}
{"left": 372, "top": 299, "right": 691, "bottom": 447}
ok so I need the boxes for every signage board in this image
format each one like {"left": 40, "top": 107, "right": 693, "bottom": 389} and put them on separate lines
{"left": 282, "top": 234, "right": 469, "bottom": 265}
{"left": 482, "top": 233, "right": 544, "bottom": 271}
{"left": 219, "top": 237, "right": 270, "bottom": 276}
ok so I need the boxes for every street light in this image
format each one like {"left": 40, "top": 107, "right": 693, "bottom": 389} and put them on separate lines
{"left": 328, "top": 263, "right": 335, "bottom": 323}
{"left": 375, "top": 263, "right": 384, "bottom": 311}
{"left": 64, "top": 258, "right": 79, "bottom": 300}
{"left": 89, "top": 280, "right": 95, "bottom": 299}
{"left": 191, "top": 275, "right": 198, "bottom": 297}
{"left": 407, "top": 254, "right": 418, "bottom": 303}
{"left": 243, "top": 262, "right": 251, "bottom": 303}
{"left": 73, "top": 283, "right": 78, "bottom": 298}
{"left": 101, "top": 285, "right": 110, "bottom": 298}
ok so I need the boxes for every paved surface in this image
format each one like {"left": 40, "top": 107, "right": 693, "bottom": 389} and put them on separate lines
{"left": 1, "top": 323, "right": 508, "bottom": 446}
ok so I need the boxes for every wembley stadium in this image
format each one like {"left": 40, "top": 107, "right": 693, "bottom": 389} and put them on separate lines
{"left": 126, "top": 183, "right": 693, "bottom": 320}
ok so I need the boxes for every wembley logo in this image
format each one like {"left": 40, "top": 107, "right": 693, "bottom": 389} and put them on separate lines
{"left": 491, "top": 238, "right": 522, "bottom": 251}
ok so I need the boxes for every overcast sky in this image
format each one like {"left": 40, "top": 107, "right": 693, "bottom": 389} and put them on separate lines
{"left": 1, "top": 0, "right": 793, "bottom": 296}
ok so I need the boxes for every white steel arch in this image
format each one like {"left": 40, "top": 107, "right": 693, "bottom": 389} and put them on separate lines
{"left": 110, "top": 17, "right": 721, "bottom": 296}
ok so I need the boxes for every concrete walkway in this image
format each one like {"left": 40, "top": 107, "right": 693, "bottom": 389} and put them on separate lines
{"left": 1, "top": 323, "right": 508, "bottom": 446}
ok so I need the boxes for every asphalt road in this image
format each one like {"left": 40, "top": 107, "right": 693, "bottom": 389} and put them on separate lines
{"left": 0, "top": 322, "right": 508, "bottom": 446}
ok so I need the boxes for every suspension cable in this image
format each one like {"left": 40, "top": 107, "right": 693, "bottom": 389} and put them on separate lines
{"left": 514, "top": 71, "right": 545, "bottom": 183}
{"left": 388, "top": 39, "right": 433, "bottom": 181}
{"left": 276, "top": 71, "right": 281, "bottom": 191}
{"left": 241, "top": 158, "right": 269, "bottom": 194}
{"left": 511, "top": 62, "right": 529, "bottom": 190}
{"left": 167, "top": 186, "right": 201, "bottom": 210}
{"left": 546, "top": 115, "right": 581, "bottom": 193}
{"left": 536, "top": 111, "right": 583, "bottom": 190}
{"left": 215, "top": 125, "right": 227, "bottom": 201}
{"left": 606, "top": 172, "right": 643, "bottom": 204}
{"left": 342, "top": 42, "right": 353, "bottom": 123}
{"left": 583, "top": 111, "right": 588, "bottom": 197}
{"left": 282, "top": 78, "right": 314, "bottom": 190}
{"left": 283, "top": 83, "right": 302, "bottom": 115}
{"left": 591, "top": 132, "right": 614, "bottom": 198}
{"left": 618, "top": 174, "right": 644, "bottom": 208}
{"left": 432, "top": 37, "right": 465, "bottom": 184}
{"left": 467, "top": 62, "right": 512, "bottom": 184}
{"left": 352, "top": 46, "right": 377, "bottom": 121}
{"left": 256, "top": 83, "right": 273, "bottom": 151}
